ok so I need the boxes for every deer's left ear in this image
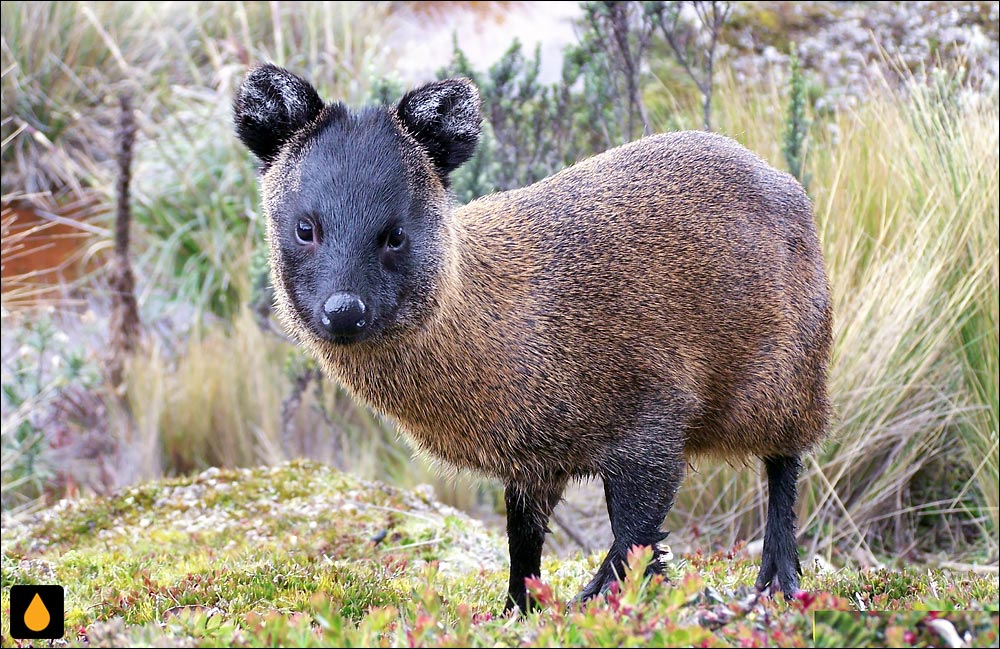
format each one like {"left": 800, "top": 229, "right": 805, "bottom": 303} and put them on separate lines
{"left": 397, "top": 77, "right": 482, "bottom": 182}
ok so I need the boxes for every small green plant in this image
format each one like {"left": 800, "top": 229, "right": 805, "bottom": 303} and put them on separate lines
{"left": 439, "top": 38, "right": 581, "bottom": 199}
{"left": 437, "top": 30, "right": 640, "bottom": 202}
{"left": 1, "top": 313, "right": 101, "bottom": 509}
{"left": 783, "top": 44, "right": 811, "bottom": 190}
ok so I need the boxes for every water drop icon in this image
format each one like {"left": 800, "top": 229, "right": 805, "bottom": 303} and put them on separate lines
{"left": 24, "top": 592, "right": 50, "bottom": 631}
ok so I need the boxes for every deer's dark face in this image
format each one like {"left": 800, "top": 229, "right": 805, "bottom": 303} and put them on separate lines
{"left": 233, "top": 65, "right": 481, "bottom": 346}
{"left": 264, "top": 107, "right": 442, "bottom": 345}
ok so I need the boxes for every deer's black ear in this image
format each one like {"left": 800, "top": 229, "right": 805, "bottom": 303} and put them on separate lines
{"left": 234, "top": 63, "right": 324, "bottom": 169}
{"left": 397, "top": 78, "right": 481, "bottom": 182}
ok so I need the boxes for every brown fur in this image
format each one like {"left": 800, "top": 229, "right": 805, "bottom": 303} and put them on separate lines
{"left": 279, "top": 130, "right": 832, "bottom": 487}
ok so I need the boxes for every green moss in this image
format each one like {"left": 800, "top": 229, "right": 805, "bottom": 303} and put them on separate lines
{"left": 1, "top": 461, "right": 997, "bottom": 647}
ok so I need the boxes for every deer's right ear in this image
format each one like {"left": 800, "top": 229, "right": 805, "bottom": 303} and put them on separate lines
{"left": 234, "top": 64, "right": 324, "bottom": 169}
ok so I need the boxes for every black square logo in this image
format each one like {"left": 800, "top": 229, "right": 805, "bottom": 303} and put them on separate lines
{"left": 9, "top": 585, "right": 65, "bottom": 640}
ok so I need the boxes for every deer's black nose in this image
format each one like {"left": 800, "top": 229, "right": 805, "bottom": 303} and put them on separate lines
{"left": 321, "top": 292, "right": 368, "bottom": 339}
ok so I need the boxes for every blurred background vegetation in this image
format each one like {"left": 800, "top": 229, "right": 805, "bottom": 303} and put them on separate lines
{"left": 1, "top": 0, "right": 997, "bottom": 572}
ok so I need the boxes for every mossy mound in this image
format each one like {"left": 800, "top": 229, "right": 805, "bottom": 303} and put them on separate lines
{"left": 2, "top": 460, "right": 996, "bottom": 647}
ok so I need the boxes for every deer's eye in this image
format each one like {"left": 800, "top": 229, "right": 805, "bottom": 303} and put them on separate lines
{"left": 383, "top": 226, "right": 406, "bottom": 251}
{"left": 295, "top": 218, "right": 316, "bottom": 245}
